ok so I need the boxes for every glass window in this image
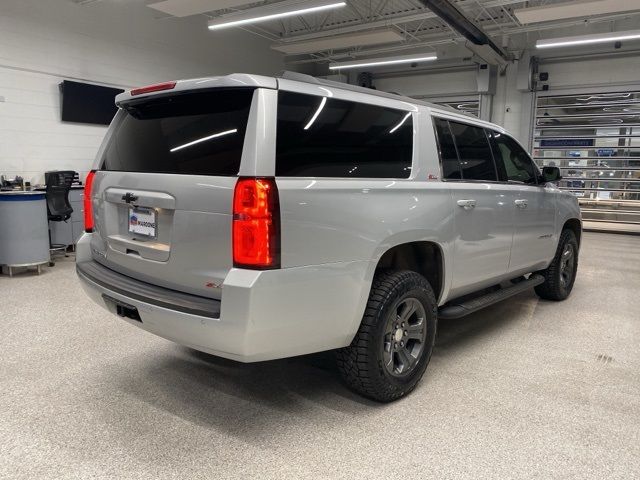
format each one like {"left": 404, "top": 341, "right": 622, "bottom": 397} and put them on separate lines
{"left": 449, "top": 121, "right": 497, "bottom": 181}
{"left": 276, "top": 92, "right": 413, "bottom": 178}
{"left": 102, "top": 89, "right": 254, "bottom": 175}
{"left": 433, "top": 118, "right": 462, "bottom": 179}
{"left": 491, "top": 131, "right": 538, "bottom": 184}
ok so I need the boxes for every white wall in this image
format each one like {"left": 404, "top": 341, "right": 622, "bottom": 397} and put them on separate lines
{"left": 372, "top": 52, "right": 640, "bottom": 147}
{"left": 374, "top": 67, "right": 477, "bottom": 99}
{"left": 0, "top": 0, "right": 284, "bottom": 186}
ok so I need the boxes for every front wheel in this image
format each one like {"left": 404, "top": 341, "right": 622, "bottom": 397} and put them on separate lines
{"left": 336, "top": 270, "right": 437, "bottom": 402}
{"left": 535, "top": 229, "right": 579, "bottom": 301}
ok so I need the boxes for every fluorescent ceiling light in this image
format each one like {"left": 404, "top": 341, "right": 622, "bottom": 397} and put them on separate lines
{"left": 208, "top": 0, "right": 346, "bottom": 30}
{"left": 515, "top": 0, "right": 640, "bottom": 25}
{"left": 536, "top": 30, "right": 640, "bottom": 49}
{"left": 304, "top": 97, "right": 327, "bottom": 130}
{"left": 329, "top": 53, "right": 437, "bottom": 70}
{"left": 170, "top": 129, "right": 237, "bottom": 153}
{"left": 272, "top": 29, "right": 403, "bottom": 55}
{"left": 148, "top": 0, "right": 258, "bottom": 18}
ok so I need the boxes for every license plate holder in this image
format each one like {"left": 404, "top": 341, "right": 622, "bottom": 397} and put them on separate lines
{"left": 128, "top": 207, "right": 157, "bottom": 238}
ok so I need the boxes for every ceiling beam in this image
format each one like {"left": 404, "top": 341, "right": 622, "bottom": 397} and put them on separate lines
{"left": 417, "top": 0, "right": 510, "bottom": 64}
{"left": 285, "top": 10, "right": 640, "bottom": 64}
{"left": 148, "top": 0, "right": 259, "bottom": 17}
{"left": 275, "top": 0, "right": 523, "bottom": 43}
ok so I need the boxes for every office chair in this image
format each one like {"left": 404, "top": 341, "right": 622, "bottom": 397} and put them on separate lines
{"left": 45, "top": 170, "right": 75, "bottom": 265}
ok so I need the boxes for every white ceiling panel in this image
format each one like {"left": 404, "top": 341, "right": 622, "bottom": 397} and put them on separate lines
{"left": 272, "top": 29, "right": 404, "bottom": 55}
{"left": 147, "top": 0, "right": 258, "bottom": 17}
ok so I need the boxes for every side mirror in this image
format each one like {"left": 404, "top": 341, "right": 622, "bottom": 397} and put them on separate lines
{"left": 541, "top": 166, "right": 562, "bottom": 183}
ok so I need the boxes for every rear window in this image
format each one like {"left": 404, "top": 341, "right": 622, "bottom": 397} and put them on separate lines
{"left": 102, "top": 89, "right": 254, "bottom": 175}
{"left": 276, "top": 91, "right": 413, "bottom": 178}
{"left": 448, "top": 121, "right": 497, "bottom": 181}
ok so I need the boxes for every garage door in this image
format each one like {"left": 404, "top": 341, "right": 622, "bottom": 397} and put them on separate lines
{"left": 533, "top": 91, "right": 640, "bottom": 233}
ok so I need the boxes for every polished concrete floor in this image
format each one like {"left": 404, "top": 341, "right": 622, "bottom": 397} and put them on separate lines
{"left": 1, "top": 232, "right": 638, "bottom": 479}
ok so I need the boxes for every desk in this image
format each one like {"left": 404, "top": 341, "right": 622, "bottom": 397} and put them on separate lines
{"left": 0, "top": 192, "right": 50, "bottom": 276}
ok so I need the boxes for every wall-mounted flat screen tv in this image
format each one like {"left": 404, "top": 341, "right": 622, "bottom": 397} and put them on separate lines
{"left": 60, "top": 80, "right": 124, "bottom": 125}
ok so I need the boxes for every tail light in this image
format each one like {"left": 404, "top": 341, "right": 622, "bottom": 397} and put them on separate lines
{"left": 84, "top": 170, "right": 96, "bottom": 233}
{"left": 233, "top": 177, "right": 280, "bottom": 269}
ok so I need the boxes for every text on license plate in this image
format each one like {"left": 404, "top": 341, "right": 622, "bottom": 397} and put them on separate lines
{"left": 128, "top": 207, "right": 157, "bottom": 237}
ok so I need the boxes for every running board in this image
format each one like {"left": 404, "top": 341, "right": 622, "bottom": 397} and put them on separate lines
{"left": 438, "top": 274, "right": 545, "bottom": 319}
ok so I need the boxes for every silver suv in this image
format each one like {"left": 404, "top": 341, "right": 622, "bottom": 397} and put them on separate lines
{"left": 77, "top": 72, "right": 581, "bottom": 402}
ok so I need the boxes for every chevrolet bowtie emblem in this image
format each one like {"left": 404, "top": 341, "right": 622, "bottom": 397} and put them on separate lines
{"left": 122, "top": 192, "right": 138, "bottom": 204}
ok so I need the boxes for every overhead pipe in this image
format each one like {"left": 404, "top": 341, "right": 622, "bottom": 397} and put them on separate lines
{"left": 417, "top": 0, "right": 511, "bottom": 64}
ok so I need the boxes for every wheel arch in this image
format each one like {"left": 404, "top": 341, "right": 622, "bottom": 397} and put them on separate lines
{"left": 562, "top": 218, "right": 582, "bottom": 248}
{"left": 375, "top": 241, "right": 445, "bottom": 303}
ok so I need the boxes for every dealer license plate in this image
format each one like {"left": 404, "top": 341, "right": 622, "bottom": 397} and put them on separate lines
{"left": 128, "top": 207, "right": 157, "bottom": 238}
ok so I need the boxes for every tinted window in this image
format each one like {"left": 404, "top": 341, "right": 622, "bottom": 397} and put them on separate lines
{"left": 449, "top": 122, "right": 497, "bottom": 181}
{"left": 102, "top": 89, "right": 254, "bottom": 175}
{"left": 491, "top": 131, "right": 538, "bottom": 184}
{"left": 433, "top": 118, "right": 461, "bottom": 179}
{"left": 276, "top": 92, "right": 413, "bottom": 178}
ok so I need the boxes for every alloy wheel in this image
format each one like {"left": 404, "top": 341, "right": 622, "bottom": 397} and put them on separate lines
{"left": 560, "top": 243, "right": 575, "bottom": 288}
{"left": 382, "top": 297, "right": 427, "bottom": 377}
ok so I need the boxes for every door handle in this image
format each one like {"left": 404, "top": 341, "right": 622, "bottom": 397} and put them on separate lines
{"left": 515, "top": 199, "right": 528, "bottom": 209}
{"left": 457, "top": 199, "right": 477, "bottom": 210}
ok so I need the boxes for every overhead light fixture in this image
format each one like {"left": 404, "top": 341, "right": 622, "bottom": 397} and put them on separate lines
{"left": 272, "top": 29, "right": 403, "bottom": 55}
{"left": 536, "top": 30, "right": 640, "bottom": 49}
{"left": 515, "top": 0, "right": 640, "bottom": 25}
{"left": 208, "top": 0, "right": 346, "bottom": 30}
{"left": 329, "top": 52, "right": 437, "bottom": 70}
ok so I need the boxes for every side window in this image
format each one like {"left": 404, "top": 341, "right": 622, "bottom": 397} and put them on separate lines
{"left": 449, "top": 121, "right": 497, "bottom": 181}
{"left": 276, "top": 92, "right": 413, "bottom": 178}
{"left": 490, "top": 131, "right": 538, "bottom": 184}
{"left": 433, "top": 118, "right": 461, "bottom": 179}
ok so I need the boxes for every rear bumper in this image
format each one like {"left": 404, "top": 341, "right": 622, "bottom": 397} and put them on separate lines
{"left": 76, "top": 234, "right": 371, "bottom": 362}
{"left": 77, "top": 261, "right": 220, "bottom": 318}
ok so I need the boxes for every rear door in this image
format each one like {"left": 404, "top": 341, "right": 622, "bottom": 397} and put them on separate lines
{"left": 89, "top": 87, "right": 260, "bottom": 300}
{"left": 433, "top": 118, "right": 516, "bottom": 298}
{"left": 488, "top": 130, "right": 557, "bottom": 272}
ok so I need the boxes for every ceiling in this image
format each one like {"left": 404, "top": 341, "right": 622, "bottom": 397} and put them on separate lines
{"left": 84, "top": 1, "right": 640, "bottom": 67}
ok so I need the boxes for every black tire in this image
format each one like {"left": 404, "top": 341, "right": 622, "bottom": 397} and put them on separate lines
{"left": 336, "top": 270, "right": 437, "bottom": 402}
{"left": 534, "top": 229, "right": 579, "bottom": 301}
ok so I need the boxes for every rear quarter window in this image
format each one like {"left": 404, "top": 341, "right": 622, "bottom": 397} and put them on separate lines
{"left": 276, "top": 91, "right": 413, "bottom": 178}
{"left": 102, "top": 88, "right": 254, "bottom": 176}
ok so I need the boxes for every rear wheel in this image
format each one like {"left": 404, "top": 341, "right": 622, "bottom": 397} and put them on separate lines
{"left": 336, "top": 270, "right": 437, "bottom": 402}
{"left": 535, "top": 229, "right": 579, "bottom": 301}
